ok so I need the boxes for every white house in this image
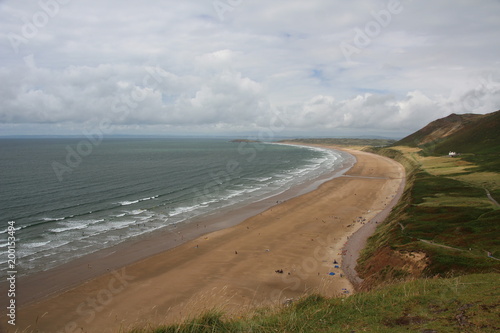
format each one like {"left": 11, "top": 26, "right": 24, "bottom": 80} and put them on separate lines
{"left": 449, "top": 151, "right": 457, "bottom": 157}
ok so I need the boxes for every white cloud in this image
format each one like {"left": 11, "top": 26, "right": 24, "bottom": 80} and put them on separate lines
{"left": 0, "top": 0, "right": 499, "bottom": 137}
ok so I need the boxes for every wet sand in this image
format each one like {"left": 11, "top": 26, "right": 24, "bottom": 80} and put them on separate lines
{"left": 5, "top": 146, "right": 404, "bottom": 333}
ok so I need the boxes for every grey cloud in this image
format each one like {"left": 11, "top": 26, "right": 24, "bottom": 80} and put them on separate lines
{"left": 1, "top": 0, "right": 499, "bottom": 137}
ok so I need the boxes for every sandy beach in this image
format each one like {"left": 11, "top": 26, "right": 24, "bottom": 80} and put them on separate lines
{"left": 5, "top": 146, "right": 404, "bottom": 333}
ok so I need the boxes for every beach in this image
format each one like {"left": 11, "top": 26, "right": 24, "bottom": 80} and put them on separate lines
{"left": 6, "top": 146, "right": 405, "bottom": 333}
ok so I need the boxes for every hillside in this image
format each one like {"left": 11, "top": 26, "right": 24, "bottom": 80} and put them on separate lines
{"left": 395, "top": 112, "right": 492, "bottom": 148}
{"left": 358, "top": 146, "right": 500, "bottom": 288}
{"left": 396, "top": 110, "right": 500, "bottom": 172}
{"left": 422, "top": 111, "right": 499, "bottom": 154}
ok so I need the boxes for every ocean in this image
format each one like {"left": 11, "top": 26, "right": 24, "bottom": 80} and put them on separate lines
{"left": 0, "top": 138, "right": 353, "bottom": 278}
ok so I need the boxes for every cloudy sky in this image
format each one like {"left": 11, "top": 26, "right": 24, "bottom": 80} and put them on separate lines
{"left": 1, "top": 0, "right": 499, "bottom": 138}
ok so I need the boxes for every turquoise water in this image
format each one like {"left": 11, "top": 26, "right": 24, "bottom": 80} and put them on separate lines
{"left": 0, "top": 138, "right": 352, "bottom": 277}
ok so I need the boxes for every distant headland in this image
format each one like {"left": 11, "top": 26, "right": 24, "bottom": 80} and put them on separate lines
{"left": 229, "top": 139, "right": 261, "bottom": 143}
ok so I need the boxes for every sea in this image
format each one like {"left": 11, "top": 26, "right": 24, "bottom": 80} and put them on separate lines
{"left": 0, "top": 138, "right": 354, "bottom": 278}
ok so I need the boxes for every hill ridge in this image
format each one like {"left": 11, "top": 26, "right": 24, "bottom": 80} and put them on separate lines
{"left": 396, "top": 110, "right": 498, "bottom": 151}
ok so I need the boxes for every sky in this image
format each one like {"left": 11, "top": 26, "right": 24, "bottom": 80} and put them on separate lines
{"left": 1, "top": 0, "right": 499, "bottom": 139}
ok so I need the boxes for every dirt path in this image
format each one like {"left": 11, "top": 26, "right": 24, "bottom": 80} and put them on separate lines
{"left": 485, "top": 188, "right": 500, "bottom": 206}
{"left": 419, "top": 239, "right": 500, "bottom": 261}
{"left": 419, "top": 239, "right": 464, "bottom": 252}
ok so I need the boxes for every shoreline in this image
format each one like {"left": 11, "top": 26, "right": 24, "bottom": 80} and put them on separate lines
{"left": 5, "top": 146, "right": 405, "bottom": 333}
{"left": 340, "top": 149, "right": 406, "bottom": 289}
{"left": 3, "top": 144, "right": 354, "bottom": 308}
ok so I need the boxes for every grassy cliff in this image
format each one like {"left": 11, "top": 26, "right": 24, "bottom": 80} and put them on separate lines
{"left": 357, "top": 146, "right": 499, "bottom": 290}
{"left": 355, "top": 111, "right": 499, "bottom": 287}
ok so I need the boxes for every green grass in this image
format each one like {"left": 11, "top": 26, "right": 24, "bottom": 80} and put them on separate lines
{"left": 358, "top": 147, "right": 500, "bottom": 283}
{"left": 128, "top": 273, "right": 500, "bottom": 333}
{"left": 461, "top": 153, "right": 500, "bottom": 173}
{"left": 396, "top": 110, "right": 500, "bottom": 173}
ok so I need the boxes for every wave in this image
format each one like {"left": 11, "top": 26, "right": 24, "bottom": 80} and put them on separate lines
{"left": 244, "top": 176, "right": 273, "bottom": 182}
{"left": 117, "top": 195, "right": 159, "bottom": 206}
{"left": 49, "top": 225, "right": 88, "bottom": 233}
{"left": 42, "top": 217, "right": 66, "bottom": 222}
{"left": 2, "top": 140, "right": 350, "bottom": 279}
{"left": 0, "top": 225, "right": 22, "bottom": 235}
{"left": 15, "top": 212, "right": 103, "bottom": 232}
{"left": 22, "top": 240, "right": 51, "bottom": 248}
{"left": 88, "top": 220, "right": 138, "bottom": 233}
{"left": 168, "top": 199, "right": 216, "bottom": 217}
{"left": 19, "top": 240, "right": 71, "bottom": 256}
{"left": 119, "top": 200, "right": 139, "bottom": 206}
{"left": 48, "top": 219, "right": 104, "bottom": 233}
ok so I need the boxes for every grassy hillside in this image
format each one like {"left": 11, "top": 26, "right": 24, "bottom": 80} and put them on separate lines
{"left": 358, "top": 146, "right": 500, "bottom": 289}
{"left": 396, "top": 110, "right": 500, "bottom": 172}
{"left": 129, "top": 273, "right": 499, "bottom": 332}
{"left": 396, "top": 113, "right": 486, "bottom": 147}
{"left": 421, "top": 110, "right": 500, "bottom": 155}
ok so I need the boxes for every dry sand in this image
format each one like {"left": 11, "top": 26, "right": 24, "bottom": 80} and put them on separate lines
{"left": 6, "top": 146, "right": 404, "bottom": 333}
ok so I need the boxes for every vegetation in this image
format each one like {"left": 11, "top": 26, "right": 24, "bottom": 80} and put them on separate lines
{"left": 358, "top": 145, "right": 499, "bottom": 287}
{"left": 128, "top": 273, "right": 499, "bottom": 332}
{"left": 395, "top": 113, "right": 486, "bottom": 148}
{"left": 355, "top": 110, "right": 499, "bottom": 284}
{"left": 395, "top": 110, "right": 500, "bottom": 173}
